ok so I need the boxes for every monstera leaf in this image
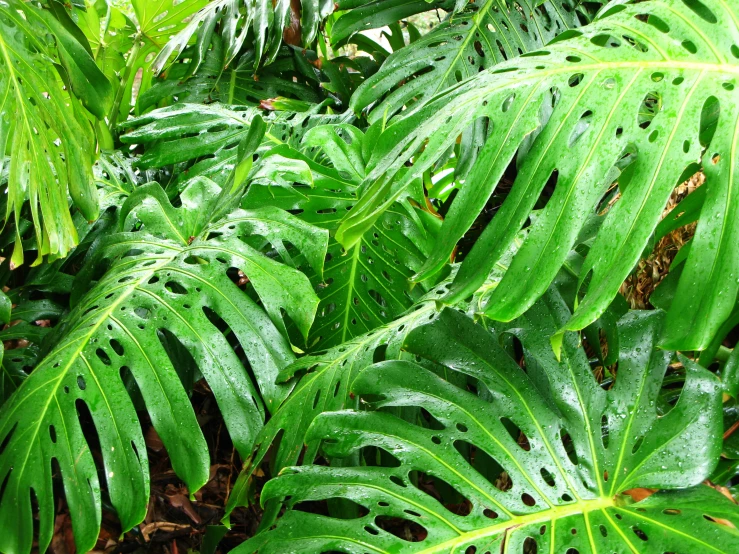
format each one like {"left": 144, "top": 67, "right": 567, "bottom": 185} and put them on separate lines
{"left": 0, "top": 0, "right": 113, "bottom": 264}
{"left": 243, "top": 124, "right": 441, "bottom": 349}
{"left": 152, "top": 0, "right": 334, "bottom": 75}
{"left": 0, "top": 178, "right": 327, "bottom": 554}
{"left": 350, "top": 0, "right": 604, "bottom": 121}
{"left": 238, "top": 292, "right": 736, "bottom": 553}
{"left": 0, "top": 292, "right": 65, "bottom": 406}
{"left": 224, "top": 289, "right": 442, "bottom": 529}
{"left": 338, "top": 0, "right": 739, "bottom": 352}
{"left": 119, "top": 102, "right": 352, "bottom": 185}
{"left": 223, "top": 255, "right": 516, "bottom": 529}
{"left": 100, "top": 0, "right": 209, "bottom": 127}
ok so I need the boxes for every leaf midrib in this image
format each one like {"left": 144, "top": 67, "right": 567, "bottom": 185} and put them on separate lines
{"left": 418, "top": 496, "right": 614, "bottom": 554}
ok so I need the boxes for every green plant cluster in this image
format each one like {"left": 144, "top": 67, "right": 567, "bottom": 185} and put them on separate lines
{"left": 1, "top": 0, "right": 739, "bottom": 552}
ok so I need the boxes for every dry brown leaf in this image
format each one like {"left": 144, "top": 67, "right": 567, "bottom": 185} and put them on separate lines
{"left": 622, "top": 488, "right": 657, "bottom": 502}
{"left": 703, "top": 480, "right": 738, "bottom": 504}
{"left": 620, "top": 171, "right": 704, "bottom": 309}
{"left": 139, "top": 522, "right": 190, "bottom": 542}
{"left": 145, "top": 425, "right": 164, "bottom": 453}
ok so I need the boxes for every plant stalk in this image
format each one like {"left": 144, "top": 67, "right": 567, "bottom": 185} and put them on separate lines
{"left": 108, "top": 34, "right": 142, "bottom": 132}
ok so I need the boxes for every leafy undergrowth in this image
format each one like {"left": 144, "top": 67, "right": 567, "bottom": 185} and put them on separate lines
{"left": 2, "top": 0, "right": 739, "bottom": 552}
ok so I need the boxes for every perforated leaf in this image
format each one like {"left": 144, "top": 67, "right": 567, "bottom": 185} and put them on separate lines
{"left": 0, "top": 0, "right": 113, "bottom": 264}
{"left": 350, "top": 0, "right": 601, "bottom": 122}
{"left": 223, "top": 260, "right": 514, "bottom": 529}
{"left": 338, "top": 0, "right": 739, "bottom": 351}
{"left": 119, "top": 103, "right": 352, "bottom": 185}
{"left": 152, "top": 0, "right": 333, "bottom": 74}
{"left": 243, "top": 124, "right": 440, "bottom": 350}
{"left": 239, "top": 294, "right": 735, "bottom": 553}
{"left": 0, "top": 178, "right": 326, "bottom": 554}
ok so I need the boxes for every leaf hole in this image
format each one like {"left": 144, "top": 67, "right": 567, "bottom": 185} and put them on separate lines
{"left": 374, "top": 516, "right": 426, "bottom": 542}
{"left": 568, "top": 73, "right": 584, "bottom": 87}
{"left": 681, "top": 40, "right": 698, "bottom": 54}
{"left": 540, "top": 468, "right": 556, "bottom": 487}
{"left": 410, "top": 470, "right": 472, "bottom": 516}
{"left": 682, "top": 0, "right": 718, "bottom": 23}
{"left": 95, "top": 348, "right": 112, "bottom": 366}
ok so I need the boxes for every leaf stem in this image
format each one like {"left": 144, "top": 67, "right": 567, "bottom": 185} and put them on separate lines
{"left": 228, "top": 68, "right": 237, "bottom": 104}
{"left": 108, "top": 34, "right": 142, "bottom": 132}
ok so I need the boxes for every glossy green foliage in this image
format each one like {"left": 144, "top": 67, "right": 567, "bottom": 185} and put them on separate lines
{"left": 339, "top": 0, "right": 739, "bottom": 352}
{"left": 152, "top": 0, "right": 333, "bottom": 73}
{"left": 119, "top": 103, "right": 353, "bottom": 185}
{"left": 329, "top": 0, "right": 451, "bottom": 48}
{"left": 0, "top": 0, "right": 112, "bottom": 264}
{"left": 224, "top": 285, "right": 445, "bottom": 528}
{"left": 2, "top": 0, "right": 739, "bottom": 552}
{"left": 0, "top": 177, "right": 327, "bottom": 554}
{"left": 0, "top": 295, "right": 65, "bottom": 405}
{"left": 141, "top": 40, "right": 367, "bottom": 115}
{"left": 87, "top": 0, "right": 209, "bottom": 127}
{"left": 239, "top": 295, "right": 735, "bottom": 553}
{"left": 224, "top": 261, "right": 513, "bottom": 529}
{"left": 350, "top": 0, "right": 602, "bottom": 121}
{"left": 73, "top": 0, "right": 132, "bottom": 87}
{"left": 244, "top": 123, "right": 441, "bottom": 349}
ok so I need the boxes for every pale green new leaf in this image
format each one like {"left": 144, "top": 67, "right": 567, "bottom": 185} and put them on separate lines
{"left": 106, "top": 0, "right": 208, "bottom": 126}
{"left": 0, "top": 0, "right": 113, "bottom": 264}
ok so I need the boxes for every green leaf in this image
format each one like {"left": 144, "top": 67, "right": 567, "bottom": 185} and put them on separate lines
{"left": 131, "top": 0, "right": 209, "bottom": 50}
{"left": 0, "top": 344, "right": 30, "bottom": 406}
{"left": 239, "top": 295, "right": 732, "bottom": 553}
{"left": 330, "top": 0, "right": 449, "bottom": 48}
{"left": 152, "top": 0, "right": 333, "bottom": 74}
{"left": 0, "top": 177, "right": 326, "bottom": 554}
{"left": 0, "top": 289, "right": 10, "bottom": 325}
{"left": 223, "top": 260, "right": 513, "bottom": 529}
{"left": 104, "top": 0, "right": 208, "bottom": 126}
{"left": 224, "top": 287, "right": 446, "bottom": 529}
{"left": 340, "top": 0, "right": 739, "bottom": 351}
{"left": 0, "top": 0, "right": 113, "bottom": 262}
{"left": 120, "top": 103, "right": 352, "bottom": 185}
{"left": 350, "top": 0, "right": 600, "bottom": 121}
{"left": 73, "top": 0, "right": 131, "bottom": 85}
{"left": 242, "top": 125, "right": 441, "bottom": 349}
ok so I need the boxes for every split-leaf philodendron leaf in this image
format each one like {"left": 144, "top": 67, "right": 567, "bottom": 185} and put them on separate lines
{"left": 0, "top": 0, "right": 112, "bottom": 264}
{"left": 338, "top": 0, "right": 739, "bottom": 352}
{"left": 350, "top": 0, "right": 605, "bottom": 122}
{"left": 0, "top": 177, "right": 326, "bottom": 554}
{"left": 243, "top": 123, "right": 441, "bottom": 349}
{"left": 1, "top": 0, "right": 738, "bottom": 551}
{"left": 239, "top": 292, "right": 736, "bottom": 553}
